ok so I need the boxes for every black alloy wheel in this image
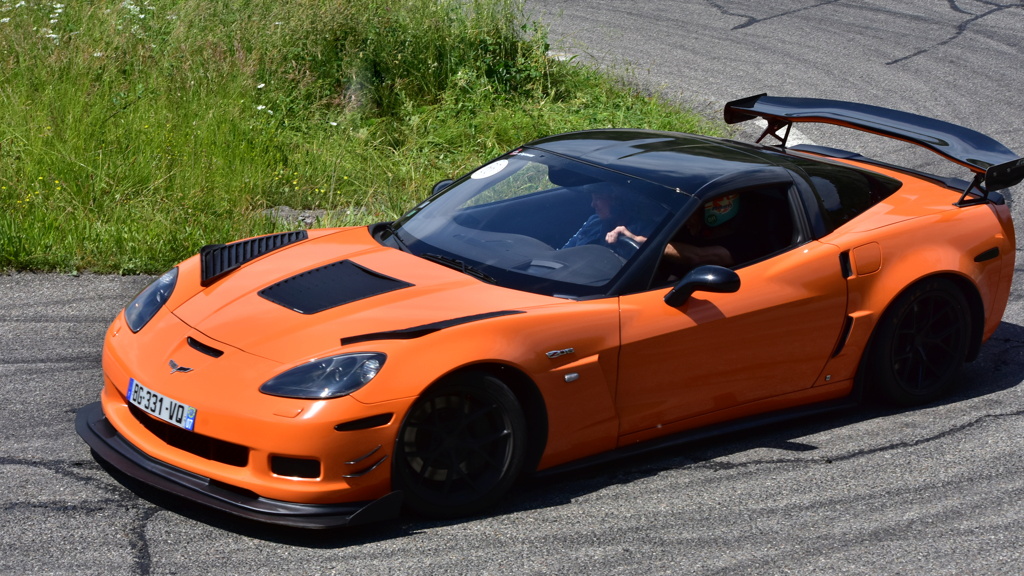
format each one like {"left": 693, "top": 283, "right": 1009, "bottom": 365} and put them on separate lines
{"left": 393, "top": 372, "right": 527, "bottom": 518}
{"left": 868, "top": 278, "right": 971, "bottom": 406}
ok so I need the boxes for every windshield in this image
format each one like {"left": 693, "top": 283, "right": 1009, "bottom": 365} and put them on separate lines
{"left": 385, "top": 148, "right": 689, "bottom": 298}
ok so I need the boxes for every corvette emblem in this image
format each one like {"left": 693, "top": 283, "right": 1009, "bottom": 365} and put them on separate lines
{"left": 168, "top": 360, "right": 193, "bottom": 374}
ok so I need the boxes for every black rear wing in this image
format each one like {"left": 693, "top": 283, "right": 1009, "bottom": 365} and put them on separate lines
{"left": 724, "top": 94, "right": 1024, "bottom": 203}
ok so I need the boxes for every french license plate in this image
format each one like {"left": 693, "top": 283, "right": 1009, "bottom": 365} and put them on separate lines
{"left": 127, "top": 378, "right": 197, "bottom": 431}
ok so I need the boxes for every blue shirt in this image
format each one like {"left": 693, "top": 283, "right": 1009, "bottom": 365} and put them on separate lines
{"left": 562, "top": 215, "right": 608, "bottom": 249}
{"left": 562, "top": 215, "right": 653, "bottom": 257}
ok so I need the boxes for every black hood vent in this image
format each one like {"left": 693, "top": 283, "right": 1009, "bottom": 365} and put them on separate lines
{"left": 201, "top": 231, "right": 308, "bottom": 286}
{"left": 259, "top": 260, "right": 413, "bottom": 314}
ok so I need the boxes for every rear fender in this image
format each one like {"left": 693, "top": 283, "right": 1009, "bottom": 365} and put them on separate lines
{"left": 821, "top": 205, "right": 1011, "bottom": 383}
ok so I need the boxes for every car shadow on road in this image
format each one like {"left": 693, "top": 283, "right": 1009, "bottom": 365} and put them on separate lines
{"left": 503, "top": 320, "right": 1024, "bottom": 517}
{"left": 91, "top": 320, "right": 1024, "bottom": 547}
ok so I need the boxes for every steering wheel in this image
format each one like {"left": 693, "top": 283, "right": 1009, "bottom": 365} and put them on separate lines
{"left": 617, "top": 235, "right": 641, "bottom": 250}
{"left": 612, "top": 234, "right": 641, "bottom": 258}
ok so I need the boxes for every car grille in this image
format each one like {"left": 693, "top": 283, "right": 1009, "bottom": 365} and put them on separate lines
{"left": 128, "top": 404, "right": 249, "bottom": 467}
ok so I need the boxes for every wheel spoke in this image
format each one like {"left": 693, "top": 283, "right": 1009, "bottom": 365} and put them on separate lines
{"left": 466, "top": 427, "right": 512, "bottom": 449}
{"left": 455, "top": 402, "right": 502, "bottom": 431}
{"left": 913, "top": 346, "right": 943, "bottom": 384}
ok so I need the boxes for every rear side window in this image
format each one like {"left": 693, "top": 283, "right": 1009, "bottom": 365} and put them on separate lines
{"left": 791, "top": 158, "right": 902, "bottom": 231}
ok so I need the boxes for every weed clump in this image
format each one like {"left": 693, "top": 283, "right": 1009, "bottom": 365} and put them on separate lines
{"left": 0, "top": 0, "right": 715, "bottom": 273}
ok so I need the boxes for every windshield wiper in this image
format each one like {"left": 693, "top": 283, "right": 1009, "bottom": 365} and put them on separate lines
{"left": 382, "top": 222, "right": 410, "bottom": 253}
{"left": 421, "top": 253, "right": 496, "bottom": 284}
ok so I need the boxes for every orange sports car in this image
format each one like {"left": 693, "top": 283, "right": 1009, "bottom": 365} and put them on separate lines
{"left": 77, "top": 95, "right": 1021, "bottom": 528}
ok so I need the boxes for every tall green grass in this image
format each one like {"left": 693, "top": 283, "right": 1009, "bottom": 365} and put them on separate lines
{"left": 0, "top": 0, "right": 720, "bottom": 273}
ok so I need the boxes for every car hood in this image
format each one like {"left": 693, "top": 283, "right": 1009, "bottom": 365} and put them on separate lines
{"left": 170, "top": 227, "right": 559, "bottom": 363}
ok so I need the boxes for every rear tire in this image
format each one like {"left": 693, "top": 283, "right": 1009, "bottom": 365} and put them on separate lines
{"left": 867, "top": 278, "right": 970, "bottom": 406}
{"left": 393, "top": 372, "right": 527, "bottom": 518}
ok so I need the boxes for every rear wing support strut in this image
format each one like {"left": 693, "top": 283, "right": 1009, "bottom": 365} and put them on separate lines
{"left": 755, "top": 118, "right": 792, "bottom": 148}
{"left": 957, "top": 174, "right": 989, "bottom": 207}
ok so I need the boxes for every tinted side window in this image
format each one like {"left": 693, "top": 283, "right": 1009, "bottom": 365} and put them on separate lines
{"left": 650, "top": 185, "right": 797, "bottom": 289}
{"left": 791, "top": 159, "right": 902, "bottom": 231}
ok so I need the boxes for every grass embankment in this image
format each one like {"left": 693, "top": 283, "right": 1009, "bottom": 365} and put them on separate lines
{"left": 0, "top": 0, "right": 719, "bottom": 274}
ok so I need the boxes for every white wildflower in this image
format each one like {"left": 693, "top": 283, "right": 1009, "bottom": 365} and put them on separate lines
{"left": 257, "top": 83, "right": 265, "bottom": 89}
{"left": 256, "top": 105, "right": 266, "bottom": 110}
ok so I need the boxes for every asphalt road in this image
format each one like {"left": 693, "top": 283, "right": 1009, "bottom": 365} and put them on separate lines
{"left": 2, "top": 1, "right": 1023, "bottom": 574}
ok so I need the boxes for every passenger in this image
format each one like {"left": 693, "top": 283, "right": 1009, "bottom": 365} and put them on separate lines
{"left": 668, "top": 197, "right": 739, "bottom": 266}
{"left": 660, "top": 194, "right": 741, "bottom": 278}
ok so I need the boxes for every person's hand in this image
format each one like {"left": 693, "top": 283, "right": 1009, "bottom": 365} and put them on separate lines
{"left": 605, "top": 226, "right": 646, "bottom": 245}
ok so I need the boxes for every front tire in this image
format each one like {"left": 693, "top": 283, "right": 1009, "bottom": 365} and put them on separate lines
{"left": 393, "top": 372, "right": 527, "bottom": 518}
{"left": 867, "top": 278, "right": 971, "bottom": 406}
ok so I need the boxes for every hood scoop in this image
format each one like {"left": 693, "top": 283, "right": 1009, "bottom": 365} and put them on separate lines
{"left": 259, "top": 260, "right": 413, "bottom": 314}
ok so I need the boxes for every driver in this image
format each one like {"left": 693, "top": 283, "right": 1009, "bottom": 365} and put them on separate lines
{"left": 562, "top": 185, "right": 653, "bottom": 257}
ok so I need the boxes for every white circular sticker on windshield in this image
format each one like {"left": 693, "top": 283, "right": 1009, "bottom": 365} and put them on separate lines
{"left": 470, "top": 159, "right": 508, "bottom": 179}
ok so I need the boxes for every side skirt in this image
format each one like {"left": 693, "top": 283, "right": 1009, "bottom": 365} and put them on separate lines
{"left": 532, "top": 385, "right": 861, "bottom": 479}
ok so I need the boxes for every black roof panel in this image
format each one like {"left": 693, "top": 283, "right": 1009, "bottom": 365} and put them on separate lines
{"left": 525, "top": 129, "right": 781, "bottom": 193}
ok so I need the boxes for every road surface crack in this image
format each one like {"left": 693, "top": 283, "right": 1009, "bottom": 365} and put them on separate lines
{"left": 703, "top": 0, "right": 844, "bottom": 30}
{"left": 887, "top": 1, "right": 1023, "bottom": 64}
{"left": 701, "top": 0, "right": 1023, "bottom": 65}
{"left": 694, "top": 408, "right": 1024, "bottom": 472}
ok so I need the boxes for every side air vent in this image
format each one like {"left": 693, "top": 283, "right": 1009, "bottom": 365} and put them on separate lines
{"left": 831, "top": 315, "right": 854, "bottom": 358}
{"left": 839, "top": 251, "right": 853, "bottom": 279}
{"left": 200, "top": 230, "right": 308, "bottom": 286}
{"left": 974, "top": 247, "right": 999, "bottom": 263}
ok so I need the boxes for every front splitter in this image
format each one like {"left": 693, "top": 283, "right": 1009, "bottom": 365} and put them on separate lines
{"left": 75, "top": 401, "right": 403, "bottom": 529}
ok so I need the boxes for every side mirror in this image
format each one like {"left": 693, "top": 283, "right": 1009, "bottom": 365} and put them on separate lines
{"left": 432, "top": 179, "right": 455, "bottom": 196}
{"left": 664, "top": 265, "right": 740, "bottom": 307}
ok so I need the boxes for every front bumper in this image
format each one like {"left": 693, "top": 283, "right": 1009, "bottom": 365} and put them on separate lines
{"left": 76, "top": 402, "right": 403, "bottom": 529}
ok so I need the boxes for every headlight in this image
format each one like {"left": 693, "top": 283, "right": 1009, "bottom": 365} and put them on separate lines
{"left": 259, "top": 353, "right": 386, "bottom": 399}
{"left": 124, "top": 268, "right": 178, "bottom": 333}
